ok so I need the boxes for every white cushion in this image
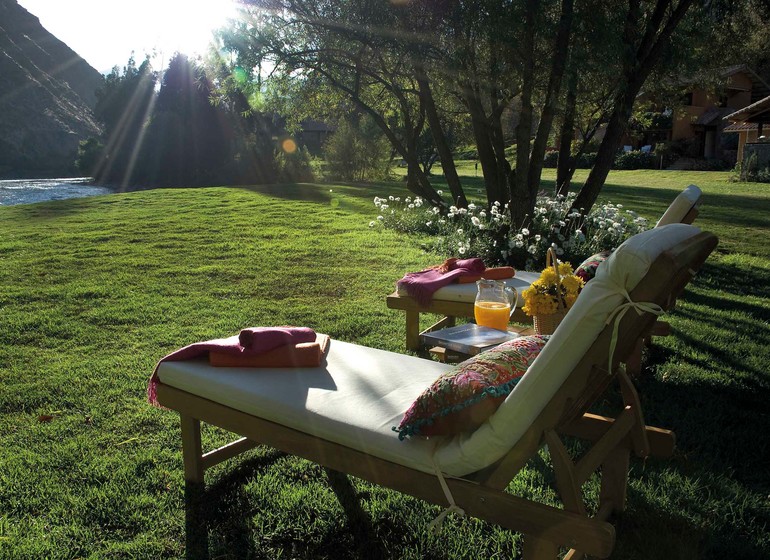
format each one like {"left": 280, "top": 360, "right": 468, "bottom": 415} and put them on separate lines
{"left": 158, "top": 340, "right": 459, "bottom": 475}
{"left": 433, "top": 224, "right": 702, "bottom": 472}
{"left": 655, "top": 185, "right": 702, "bottom": 227}
{"left": 397, "top": 271, "right": 539, "bottom": 307}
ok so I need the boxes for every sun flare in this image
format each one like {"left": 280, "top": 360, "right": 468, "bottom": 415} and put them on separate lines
{"left": 150, "top": 1, "right": 242, "bottom": 60}
{"left": 17, "top": 0, "right": 243, "bottom": 71}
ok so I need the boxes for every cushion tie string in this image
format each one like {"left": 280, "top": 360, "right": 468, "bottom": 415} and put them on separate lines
{"left": 427, "top": 455, "right": 465, "bottom": 534}
{"left": 604, "top": 287, "right": 664, "bottom": 374}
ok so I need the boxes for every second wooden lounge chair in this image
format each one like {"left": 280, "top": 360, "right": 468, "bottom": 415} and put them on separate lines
{"left": 153, "top": 224, "right": 717, "bottom": 559}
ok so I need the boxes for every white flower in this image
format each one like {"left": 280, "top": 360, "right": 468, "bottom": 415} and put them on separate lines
{"left": 425, "top": 221, "right": 432, "bottom": 227}
{"left": 377, "top": 215, "right": 384, "bottom": 221}
{"left": 521, "top": 228, "right": 530, "bottom": 236}
{"left": 534, "top": 234, "right": 541, "bottom": 242}
{"left": 494, "top": 201, "right": 501, "bottom": 207}
{"left": 527, "top": 245, "right": 537, "bottom": 254}
{"left": 471, "top": 217, "right": 481, "bottom": 227}
{"left": 457, "top": 228, "right": 464, "bottom": 234}
{"left": 369, "top": 221, "right": 375, "bottom": 227}
{"left": 380, "top": 204, "right": 389, "bottom": 211}
{"left": 459, "top": 247, "right": 466, "bottom": 254}
{"left": 468, "top": 203, "right": 477, "bottom": 210}
{"left": 408, "top": 204, "right": 415, "bottom": 209}
{"left": 437, "top": 190, "right": 443, "bottom": 195}
{"left": 389, "top": 196, "right": 394, "bottom": 201}
{"left": 479, "top": 211, "right": 486, "bottom": 218}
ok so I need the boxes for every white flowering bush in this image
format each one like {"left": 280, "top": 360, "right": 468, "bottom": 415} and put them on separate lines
{"left": 371, "top": 192, "right": 649, "bottom": 269}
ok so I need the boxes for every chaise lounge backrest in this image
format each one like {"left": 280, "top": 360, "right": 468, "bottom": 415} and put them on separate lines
{"left": 434, "top": 224, "right": 716, "bottom": 475}
{"left": 656, "top": 184, "right": 702, "bottom": 227}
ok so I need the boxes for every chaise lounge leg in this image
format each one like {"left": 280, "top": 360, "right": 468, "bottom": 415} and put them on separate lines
{"left": 600, "top": 447, "right": 630, "bottom": 514}
{"left": 405, "top": 309, "right": 421, "bottom": 351}
{"left": 522, "top": 535, "right": 560, "bottom": 559}
{"left": 180, "top": 414, "right": 204, "bottom": 484}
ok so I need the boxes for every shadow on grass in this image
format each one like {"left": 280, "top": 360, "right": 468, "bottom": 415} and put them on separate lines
{"left": 324, "top": 468, "right": 389, "bottom": 560}
{"left": 694, "top": 261, "right": 770, "bottom": 303}
{"left": 184, "top": 449, "right": 286, "bottom": 560}
{"left": 183, "top": 451, "right": 392, "bottom": 559}
{"left": 637, "top": 356, "right": 770, "bottom": 490}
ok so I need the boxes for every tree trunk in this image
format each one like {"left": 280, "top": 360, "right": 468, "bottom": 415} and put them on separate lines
{"left": 526, "top": 0, "right": 574, "bottom": 200}
{"left": 415, "top": 69, "right": 467, "bottom": 207}
{"left": 510, "top": 0, "right": 537, "bottom": 229}
{"left": 572, "top": 0, "right": 695, "bottom": 214}
{"left": 556, "top": 67, "right": 578, "bottom": 196}
{"left": 464, "top": 83, "right": 507, "bottom": 207}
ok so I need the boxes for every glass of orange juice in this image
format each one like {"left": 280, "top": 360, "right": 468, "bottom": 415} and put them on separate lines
{"left": 474, "top": 279, "right": 517, "bottom": 331}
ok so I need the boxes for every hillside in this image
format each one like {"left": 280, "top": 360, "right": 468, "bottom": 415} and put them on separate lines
{"left": 0, "top": 0, "right": 103, "bottom": 178}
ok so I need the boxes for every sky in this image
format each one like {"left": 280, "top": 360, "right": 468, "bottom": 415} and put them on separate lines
{"left": 18, "top": 0, "right": 243, "bottom": 74}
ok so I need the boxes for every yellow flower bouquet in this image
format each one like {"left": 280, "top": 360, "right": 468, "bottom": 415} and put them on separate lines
{"left": 522, "top": 249, "right": 585, "bottom": 335}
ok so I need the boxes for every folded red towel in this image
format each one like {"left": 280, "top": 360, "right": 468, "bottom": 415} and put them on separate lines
{"left": 209, "top": 334, "right": 330, "bottom": 367}
{"left": 147, "top": 326, "right": 318, "bottom": 406}
{"left": 457, "top": 266, "right": 516, "bottom": 284}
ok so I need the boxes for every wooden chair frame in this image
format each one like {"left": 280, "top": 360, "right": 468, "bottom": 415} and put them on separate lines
{"left": 157, "top": 232, "right": 717, "bottom": 559}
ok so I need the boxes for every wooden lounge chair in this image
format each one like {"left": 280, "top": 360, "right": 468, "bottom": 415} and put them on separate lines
{"left": 153, "top": 225, "right": 717, "bottom": 559}
{"left": 625, "top": 184, "right": 703, "bottom": 375}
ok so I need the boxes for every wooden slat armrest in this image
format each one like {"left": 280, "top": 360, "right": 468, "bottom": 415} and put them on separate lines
{"left": 560, "top": 413, "right": 675, "bottom": 458}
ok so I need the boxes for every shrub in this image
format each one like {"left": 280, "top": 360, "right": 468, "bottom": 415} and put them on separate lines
{"left": 543, "top": 150, "right": 559, "bottom": 168}
{"left": 75, "top": 137, "right": 103, "bottom": 176}
{"left": 613, "top": 150, "right": 656, "bottom": 170}
{"left": 370, "top": 192, "right": 649, "bottom": 270}
{"left": 323, "top": 119, "right": 392, "bottom": 181}
{"left": 275, "top": 146, "right": 315, "bottom": 182}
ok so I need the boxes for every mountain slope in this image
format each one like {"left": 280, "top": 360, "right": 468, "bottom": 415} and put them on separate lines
{"left": 0, "top": 0, "right": 103, "bottom": 178}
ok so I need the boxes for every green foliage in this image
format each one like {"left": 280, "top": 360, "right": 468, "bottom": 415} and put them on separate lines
{"left": 75, "top": 137, "right": 103, "bottom": 175}
{"left": 322, "top": 119, "right": 392, "bottom": 181}
{"left": 372, "top": 192, "right": 648, "bottom": 270}
{"left": 738, "top": 152, "right": 770, "bottom": 183}
{"left": 543, "top": 150, "right": 597, "bottom": 170}
{"left": 275, "top": 145, "right": 315, "bottom": 182}
{"left": 613, "top": 150, "right": 657, "bottom": 170}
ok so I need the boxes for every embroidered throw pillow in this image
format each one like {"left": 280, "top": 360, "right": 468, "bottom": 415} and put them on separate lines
{"left": 394, "top": 335, "right": 550, "bottom": 439}
{"left": 575, "top": 250, "right": 613, "bottom": 283}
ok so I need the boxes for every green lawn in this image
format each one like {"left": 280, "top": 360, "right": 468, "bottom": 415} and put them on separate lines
{"left": 0, "top": 171, "right": 768, "bottom": 558}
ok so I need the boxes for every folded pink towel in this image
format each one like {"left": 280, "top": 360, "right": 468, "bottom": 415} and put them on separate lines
{"left": 147, "top": 326, "right": 317, "bottom": 406}
{"left": 397, "top": 257, "right": 485, "bottom": 306}
{"left": 238, "top": 326, "right": 316, "bottom": 352}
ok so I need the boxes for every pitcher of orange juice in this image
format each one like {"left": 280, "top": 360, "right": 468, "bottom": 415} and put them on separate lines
{"left": 474, "top": 279, "right": 518, "bottom": 331}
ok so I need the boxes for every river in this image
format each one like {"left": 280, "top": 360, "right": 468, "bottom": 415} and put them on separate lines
{"left": 0, "top": 178, "right": 113, "bottom": 207}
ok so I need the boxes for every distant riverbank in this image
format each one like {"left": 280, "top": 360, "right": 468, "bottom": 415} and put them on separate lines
{"left": 0, "top": 178, "right": 113, "bottom": 206}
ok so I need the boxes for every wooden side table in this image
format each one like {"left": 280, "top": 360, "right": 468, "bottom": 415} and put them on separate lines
{"left": 425, "top": 324, "right": 536, "bottom": 363}
{"left": 386, "top": 291, "right": 532, "bottom": 351}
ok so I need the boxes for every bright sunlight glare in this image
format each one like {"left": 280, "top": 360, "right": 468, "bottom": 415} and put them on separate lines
{"left": 17, "top": 0, "right": 243, "bottom": 73}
